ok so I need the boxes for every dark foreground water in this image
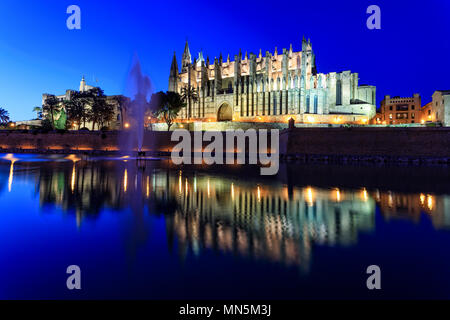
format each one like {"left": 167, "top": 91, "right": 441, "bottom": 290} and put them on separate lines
{"left": 1, "top": 153, "right": 450, "bottom": 299}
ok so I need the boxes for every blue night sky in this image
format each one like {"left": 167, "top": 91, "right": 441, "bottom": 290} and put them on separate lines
{"left": 0, "top": 0, "right": 449, "bottom": 121}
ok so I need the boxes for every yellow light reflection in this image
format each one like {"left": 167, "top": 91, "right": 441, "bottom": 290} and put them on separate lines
{"left": 427, "top": 195, "right": 434, "bottom": 211}
{"left": 207, "top": 179, "right": 210, "bottom": 198}
{"left": 8, "top": 161, "right": 15, "bottom": 192}
{"left": 4, "top": 154, "right": 17, "bottom": 192}
{"left": 146, "top": 175, "right": 150, "bottom": 198}
{"left": 305, "top": 187, "right": 314, "bottom": 206}
{"left": 71, "top": 163, "right": 76, "bottom": 193}
{"left": 185, "top": 178, "right": 188, "bottom": 193}
{"left": 194, "top": 177, "right": 197, "bottom": 193}
{"left": 231, "top": 183, "right": 235, "bottom": 200}
{"left": 257, "top": 186, "right": 261, "bottom": 202}
{"left": 420, "top": 193, "right": 425, "bottom": 205}
{"left": 178, "top": 173, "right": 182, "bottom": 194}
{"left": 362, "top": 188, "right": 368, "bottom": 202}
{"left": 335, "top": 188, "right": 341, "bottom": 202}
{"left": 123, "top": 169, "right": 128, "bottom": 193}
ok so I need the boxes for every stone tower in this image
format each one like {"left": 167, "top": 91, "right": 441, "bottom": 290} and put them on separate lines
{"left": 181, "top": 40, "right": 192, "bottom": 73}
{"left": 168, "top": 52, "right": 179, "bottom": 92}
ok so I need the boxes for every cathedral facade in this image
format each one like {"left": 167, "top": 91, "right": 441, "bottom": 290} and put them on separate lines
{"left": 169, "top": 38, "right": 376, "bottom": 125}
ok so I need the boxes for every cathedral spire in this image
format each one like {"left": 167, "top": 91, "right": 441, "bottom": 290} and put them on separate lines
{"left": 181, "top": 40, "right": 192, "bottom": 73}
{"left": 169, "top": 52, "right": 179, "bottom": 92}
{"left": 170, "top": 52, "right": 179, "bottom": 76}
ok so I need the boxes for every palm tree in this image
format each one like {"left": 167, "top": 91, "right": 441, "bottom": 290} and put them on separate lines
{"left": 180, "top": 85, "right": 199, "bottom": 119}
{"left": 32, "top": 106, "right": 43, "bottom": 120}
{"left": 152, "top": 91, "right": 185, "bottom": 131}
{"left": 42, "top": 95, "right": 60, "bottom": 130}
{"left": 0, "top": 107, "right": 10, "bottom": 125}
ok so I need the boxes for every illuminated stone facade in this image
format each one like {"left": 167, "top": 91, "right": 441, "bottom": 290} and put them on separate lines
{"left": 169, "top": 39, "right": 376, "bottom": 124}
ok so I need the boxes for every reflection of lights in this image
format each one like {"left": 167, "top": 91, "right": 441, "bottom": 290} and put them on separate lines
{"left": 388, "top": 192, "right": 393, "bottom": 207}
{"left": 185, "top": 178, "right": 188, "bottom": 193}
{"left": 362, "top": 188, "right": 368, "bottom": 202}
{"left": 194, "top": 177, "right": 197, "bottom": 193}
{"left": 8, "top": 161, "right": 15, "bottom": 192}
{"left": 420, "top": 193, "right": 425, "bottom": 205}
{"left": 335, "top": 188, "right": 341, "bottom": 202}
{"left": 4, "top": 154, "right": 17, "bottom": 192}
{"left": 123, "top": 169, "right": 128, "bottom": 192}
{"left": 146, "top": 176, "right": 150, "bottom": 198}
{"left": 257, "top": 186, "right": 261, "bottom": 202}
{"left": 427, "top": 195, "right": 434, "bottom": 211}
{"left": 231, "top": 183, "right": 234, "bottom": 199}
{"left": 207, "top": 179, "right": 210, "bottom": 198}
{"left": 178, "top": 173, "right": 182, "bottom": 194}
{"left": 305, "top": 187, "right": 314, "bottom": 206}
{"left": 71, "top": 163, "right": 76, "bottom": 193}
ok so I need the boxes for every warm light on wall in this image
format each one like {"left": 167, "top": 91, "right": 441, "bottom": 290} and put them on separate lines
{"left": 420, "top": 193, "right": 425, "bottom": 205}
{"left": 361, "top": 188, "right": 368, "bottom": 202}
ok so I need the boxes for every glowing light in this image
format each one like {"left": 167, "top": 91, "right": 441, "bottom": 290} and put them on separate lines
{"left": 306, "top": 116, "right": 315, "bottom": 123}
{"left": 427, "top": 195, "right": 434, "bottom": 211}
{"left": 420, "top": 193, "right": 425, "bottom": 205}
{"left": 257, "top": 186, "right": 261, "bottom": 202}
{"left": 185, "top": 178, "right": 188, "bottom": 193}
{"left": 335, "top": 188, "right": 341, "bottom": 202}
{"left": 421, "top": 120, "right": 425, "bottom": 124}
{"left": 146, "top": 176, "right": 150, "bottom": 198}
{"left": 123, "top": 169, "right": 128, "bottom": 193}
{"left": 362, "top": 188, "right": 368, "bottom": 202}
{"left": 194, "top": 177, "right": 197, "bottom": 193}
{"left": 305, "top": 187, "right": 314, "bottom": 206}
{"left": 207, "top": 179, "right": 210, "bottom": 198}
{"left": 71, "top": 163, "right": 76, "bottom": 193}
{"left": 4, "top": 154, "right": 17, "bottom": 192}
{"left": 361, "top": 118, "right": 368, "bottom": 124}
{"left": 178, "top": 173, "right": 182, "bottom": 194}
{"left": 334, "top": 116, "right": 342, "bottom": 123}
{"left": 231, "top": 183, "right": 234, "bottom": 199}
{"left": 124, "top": 123, "right": 130, "bottom": 129}
{"left": 8, "top": 161, "right": 15, "bottom": 192}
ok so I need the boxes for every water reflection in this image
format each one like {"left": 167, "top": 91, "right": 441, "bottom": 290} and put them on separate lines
{"left": 2, "top": 157, "right": 450, "bottom": 273}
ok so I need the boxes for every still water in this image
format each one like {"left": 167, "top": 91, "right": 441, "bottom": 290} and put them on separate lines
{"left": 1, "top": 154, "right": 450, "bottom": 299}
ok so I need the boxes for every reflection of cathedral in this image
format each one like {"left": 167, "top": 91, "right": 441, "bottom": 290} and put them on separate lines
{"left": 157, "top": 171, "right": 375, "bottom": 271}
{"left": 169, "top": 39, "right": 376, "bottom": 124}
{"left": 10, "top": 159, "right": 449, "bottom": 271}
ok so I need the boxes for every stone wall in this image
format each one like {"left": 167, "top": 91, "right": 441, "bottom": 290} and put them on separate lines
{"left": 282, "top": 127, "right": 450, "bottom": 158}
{"left": 1, "top": 128, "right": 449, "bottom": 161}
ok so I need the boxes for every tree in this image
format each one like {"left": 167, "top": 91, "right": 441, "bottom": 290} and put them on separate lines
{"left": 32, "top": 106, "right": 43, "bottom": 120}
{"left": 180, "top": 85, "right": 199, "bottom": 119}
{"left": 152, "top": 91, "right": 185, "bottom": 131}
{"left": 42, "top": 95, "right": 60, "bottom": 130}
{"left": 0, "top": 107, "right": 10, "bottom": 125}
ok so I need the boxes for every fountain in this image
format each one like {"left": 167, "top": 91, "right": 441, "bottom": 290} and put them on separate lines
{"left": 120, "top": 55, "right": 153, "bottom": 157}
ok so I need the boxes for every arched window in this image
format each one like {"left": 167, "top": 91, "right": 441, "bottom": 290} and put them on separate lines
{"left": 314, "top": 95, "right": 318, "bottom": 114}
{"left": 306, "top": 95, "right": 310, "bottom": 113}
{"left": 336, "top": 79, "right": 342, "bottom": 105}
